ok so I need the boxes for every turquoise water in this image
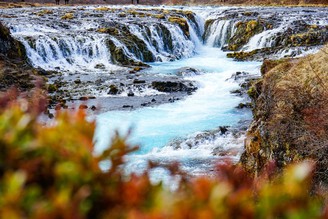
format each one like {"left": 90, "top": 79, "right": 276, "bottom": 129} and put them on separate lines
{"left": 94, "top": 46, "right": 261, "bottom": 175}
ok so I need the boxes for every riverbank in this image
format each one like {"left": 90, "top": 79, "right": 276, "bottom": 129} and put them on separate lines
{"left": 241, "top": 45, "right": 328, "bottom": 184}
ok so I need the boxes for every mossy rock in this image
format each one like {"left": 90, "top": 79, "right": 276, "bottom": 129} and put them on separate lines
{"left": 108, "top": 84, "right": 119, "bottom": 95}
{"left": 97, "top": 27, "right": 119, "bottom": 35}
{"left": 118, "top": 13, "right": 126, "bottom": 18}
{"left": 0, "top": 22, "right": 26, "bottom": 59}
{"left": 168, "top": 16, "right": 189, "bottom": 37}
{"left": 35, "top": 9, "right": 53, "bottom": 16}
{"left": 227, "top": 50, "right": 258, "bottom": 61}
{"left": 61, "top": 13, "right": 74, "bottom": 20}
{"left": 152, "top": 14, "right": 165, "bottom": 19}
{"left": 94, "top": 7, "right": 111, "bottom": 11}
{"left": 227, "top": 19, "right": 272, "bottom": 51}
{"left": 47, "top": 84, "right": 57, "bottom": 93}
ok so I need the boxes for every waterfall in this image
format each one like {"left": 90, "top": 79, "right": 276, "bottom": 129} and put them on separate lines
{"left": 3, "top": 6, "right": 326, "bottom": 72}
{"left": 205, "top": 19, "right": 232, "bottom": 48}
{"left": 5, "top": 7, "right": 203, "bottom": 72}
{"left": 242, "top": 25, "right": 286, "bottom": 51}
{"left": 14, "top": 32, "right": 121, "bottom": 73}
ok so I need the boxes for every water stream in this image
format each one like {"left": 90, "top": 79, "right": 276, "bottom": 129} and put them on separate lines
{"left": 95, "top": 46, "right": 260, "bottom": 175}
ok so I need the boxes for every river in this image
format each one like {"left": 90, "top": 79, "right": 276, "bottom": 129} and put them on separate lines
{"left": 1, "top": 4, "right": 326, "bottom": 177}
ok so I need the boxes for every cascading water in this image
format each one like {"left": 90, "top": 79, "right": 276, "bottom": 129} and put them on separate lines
{"left": 4, "top": 6, "right": 199, "bottom": 73}
{"left": 1, "top": 5, "right": 327, "bottom": 177}
{"left": 205, "top": 19, "right": 232, "bottom": 48}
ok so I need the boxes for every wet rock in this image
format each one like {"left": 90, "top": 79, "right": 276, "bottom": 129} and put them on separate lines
{"left": 133, "top": 79, "right": 146, "bottom": 84}
{"left": 91, "top": 105, "right": 97, "bottom": 111}
{"left": 219, "top": 126, "right": 229, "bottom": 135}
{"left": 122, "top": 105, "right": 133, "bottom": 108}
{"left": 230, "top": 89, "right": 242, "bottom": 96}
{"left": 168, "top": 16, "right": 189, "bottom": 37}
{"left": 108, "top": 84, "right": 119, "bottom": 95}
{"left": 127, "top": 90, "right": 135, "bottom": 97}
{"left": 141, "top": 102, "right": 149, "bottom": 106}
{"left": 0, "top": 22, "right": 26, "bottom": 59}
{"left": 47, "top": 84, "right": 57, "bottom": 93}
{"left": 236, "top": 102, "right": 252, "bottom": 109}
{"left": 74, "top": 79, "right": 81, "bottom": 84}
{"left": 95, "top": 79, "right": 103, "bottom": 85}
{"left": 227, "top": 19, "right": 272, "bottom": 51}
{"left": 151, "top": 81, "right": 197, "bottom": 93}
{"left": 176, "top": 67, "right": 202, "bottom": 77}
{"left": 61, "top": 13, "right": 74, "bottom": 20}
{"left": 94, "top": 63, "right": 106, "bottom": 69}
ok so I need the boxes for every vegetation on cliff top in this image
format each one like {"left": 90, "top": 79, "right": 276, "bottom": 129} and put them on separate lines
{"left": 242, "top": 45, "right": 328, "bottom": 184}
{"left": 0, "top": 89, "right": 328, "bottom": 218}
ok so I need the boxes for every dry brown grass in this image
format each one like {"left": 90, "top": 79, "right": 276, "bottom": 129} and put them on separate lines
{"left": 247, "top": 45, "right": 328, "bottom": 183}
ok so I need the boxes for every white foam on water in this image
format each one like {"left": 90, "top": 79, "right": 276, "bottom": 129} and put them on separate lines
{"left": 94, "top": 46, "right": 261, "bottom": 174}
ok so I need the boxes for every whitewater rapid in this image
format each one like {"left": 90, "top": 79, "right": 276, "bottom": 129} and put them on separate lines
{"left": 94, "top": 46, "right": 261, "bottom": 175}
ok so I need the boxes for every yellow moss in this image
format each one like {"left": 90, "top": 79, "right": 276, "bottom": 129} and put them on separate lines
{"left": 182, "top": 10, "right": 193, "bottom": 16}
{"left": 35, "top": 9, "right": 53, "bottom": 16}
{"left": 168, "top": 16, "right": 187, "bottom": 26}
{"left": 97, "top": 28, "right": 107, "bottom": 33}
{"left": 94, "top": 7, "right": 111, "bottom": 11}
{"left": 310, "top": 24, "right": 318, "bottom": 29}
{"left": 61, "top": 13, "right": 74, "bottom": 20}
{"left": 246, "top": 20, "right": 259, "bottom": 32}
{"left": 152, "top": 14, "right": 165, "bottom": 19}
{"left": 162, "top": 9, "right": 170, "bottom": 14}
{"left": 96, "top": 27, "right": 119, "bottom": 35}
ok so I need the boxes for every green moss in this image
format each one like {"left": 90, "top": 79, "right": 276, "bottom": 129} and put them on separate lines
{"left": 47, "top": 84, "right": 57, "bottom": 93}
{"left": 227, "top": 19, "right": 271, "bottom": 51}
{"left": 226, "top": 50, "right": 258, "bottom": 61}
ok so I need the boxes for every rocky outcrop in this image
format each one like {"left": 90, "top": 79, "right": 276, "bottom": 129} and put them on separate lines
{"left": 151, "top": 81, "right": 197, "bottom": 93}
{"left": 0, "top": 22, "right": 43, "bottom": 92}
{"left": 241, "top": 46, "right": 328, "bottom": 184}
{"left": 0, "top": 22, "right": 26, "bottom": 59}
{"left": 227, "top": 19, "right": 273, "bottom": 51}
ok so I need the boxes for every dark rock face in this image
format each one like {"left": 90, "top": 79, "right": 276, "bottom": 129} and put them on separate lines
{"left": 0, "top": 22, "right": 26, "bottom": 59}
{"left": 151, "top": 81, "right": 197, "bottom": 93}
{"left": 0, "top": 22, "right": 43, "bottom": 92}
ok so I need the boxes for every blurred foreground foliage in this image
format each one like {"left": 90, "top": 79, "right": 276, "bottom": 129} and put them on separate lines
{"left": 0, "top": 89, "right": 327, "bottom": 219}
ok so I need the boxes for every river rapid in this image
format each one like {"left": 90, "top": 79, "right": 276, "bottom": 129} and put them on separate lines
{"left": 1, "top": 5, "right": 327, "bottom": 177}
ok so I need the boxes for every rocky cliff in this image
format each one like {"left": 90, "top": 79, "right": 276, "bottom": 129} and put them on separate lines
{"left": 241, "top": 45, "right": 328, "bottom": 183}
{"left": 0, "top": 22, "right": 44, "bottom": 92}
